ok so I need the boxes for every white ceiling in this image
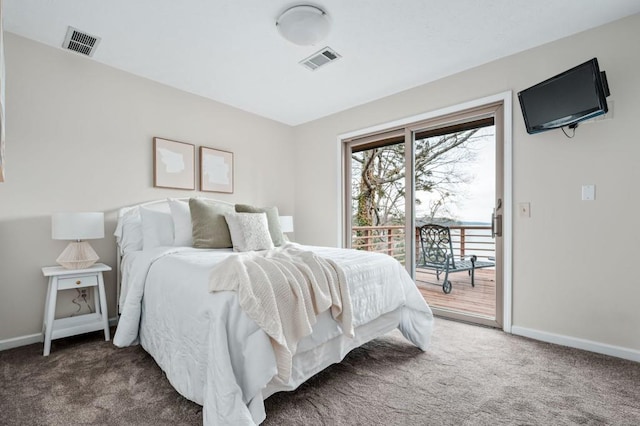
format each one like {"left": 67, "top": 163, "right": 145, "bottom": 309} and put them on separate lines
{"left": 5, "top": 1, "right": 640, "bottom": 126}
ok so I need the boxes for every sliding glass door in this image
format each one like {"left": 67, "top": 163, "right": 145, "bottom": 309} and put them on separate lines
{"left": 343, "top": 102, "right": 505, "bottom": 328}
{"left": 411, "top": 117, "right": 500, "bottom": 325}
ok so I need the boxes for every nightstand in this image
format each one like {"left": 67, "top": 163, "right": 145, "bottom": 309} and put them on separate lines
{"left": 41, "top": 263, "right": 111, "bottom": 356}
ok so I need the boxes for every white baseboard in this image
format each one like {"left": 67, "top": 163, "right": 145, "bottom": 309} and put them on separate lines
{"left": 0, "top": 333, "right": 43, "bottom": 351}
{"left": 0, "top": 316, "right": 120, "bottom": 352}
{"left": 4, "top": 319, "right": 637, "bottom": 363}
{"left": 511, "top": 325, "right": 640, "bottom": 363}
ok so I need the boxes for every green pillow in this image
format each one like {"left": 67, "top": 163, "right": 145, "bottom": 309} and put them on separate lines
{"left": 234, "top": 204, "right": 284, "bottom": 246}
{"left": 189, "top": 198, "right": 234, "bottom": 248}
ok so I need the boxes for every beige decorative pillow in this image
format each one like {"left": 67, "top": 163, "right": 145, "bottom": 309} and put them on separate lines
{"left": 234, "top": 204, "right": 284, "bottom": 246}
{"left": 189, "top": 198, "right": 234, "bottom": 248}
{"left": 224, "top": 212, "right": 275, "bottom": 252}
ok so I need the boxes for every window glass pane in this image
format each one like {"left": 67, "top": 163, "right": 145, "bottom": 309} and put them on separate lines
{"left": 350, "top": 142, "right": 406, "bottom": 265}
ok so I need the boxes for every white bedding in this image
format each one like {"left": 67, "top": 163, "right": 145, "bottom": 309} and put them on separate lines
{"left": 113, "top": 244, "right": 434, "bottom": 425}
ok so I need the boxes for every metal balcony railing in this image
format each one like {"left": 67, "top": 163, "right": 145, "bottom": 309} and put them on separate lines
{"left": 351, "top": 225, "right": 406, "bottom": 263}
{"left": 351, "top": 224, "right": 495, "bottom": 265}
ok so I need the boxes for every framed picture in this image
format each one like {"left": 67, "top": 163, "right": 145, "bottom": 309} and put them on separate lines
{"left": 200, "top": 146, "right": 234, "bottom": 193}
{"left": 153, "top": 137, "right": 195, "bottom": 190}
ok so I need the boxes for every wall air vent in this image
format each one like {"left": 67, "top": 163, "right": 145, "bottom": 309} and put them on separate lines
{"left": 62, "top": 26, "right": 101, "bottom": 57}
{"left": 300, "top": 47, "right": 341, "bottom": 71}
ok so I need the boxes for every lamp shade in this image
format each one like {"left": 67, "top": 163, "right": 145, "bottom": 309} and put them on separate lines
{"left": 52, "top": 212, "right": 105, "bottom": 241}
{"left": 276, "top": 5, "right": 330, "bottom": 46}
{"left": 279, "top": 215, "right": 294, "bottom": 233}
{"left": 52, "top": 212, "right": 104, "bottom": 269}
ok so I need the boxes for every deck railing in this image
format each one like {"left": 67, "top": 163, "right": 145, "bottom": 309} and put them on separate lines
{"left": 351, "top": 225, "right": 406, "bottom": 263}
{"left": 351, "top": 224, "right": 495, "bottom": 264}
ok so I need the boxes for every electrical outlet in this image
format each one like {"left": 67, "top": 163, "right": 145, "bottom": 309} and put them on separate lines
{"left": 79, "top": 288, "right": 90, "bottom": 302}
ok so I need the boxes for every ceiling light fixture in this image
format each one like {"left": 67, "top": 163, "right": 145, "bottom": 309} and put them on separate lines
{"left": 276, "top": 5, "right": 330, "bottom": 46}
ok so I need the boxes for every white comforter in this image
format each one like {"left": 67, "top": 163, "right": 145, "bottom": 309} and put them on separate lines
{"left": 113, "top": 244, "right": 434, "bottom": 425}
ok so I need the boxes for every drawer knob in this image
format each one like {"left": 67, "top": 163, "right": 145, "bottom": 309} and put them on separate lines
{"left": 76, "top": 280, "right": 82, "bottom": 285}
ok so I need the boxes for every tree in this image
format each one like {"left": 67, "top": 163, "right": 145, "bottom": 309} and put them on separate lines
{"left": 351, "top": 129, "right": 480, "bottom": 227}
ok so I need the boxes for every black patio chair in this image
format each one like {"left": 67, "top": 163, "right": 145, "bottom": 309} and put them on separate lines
{"left": 417, "top": 223, "right": 495, "bottom": 294}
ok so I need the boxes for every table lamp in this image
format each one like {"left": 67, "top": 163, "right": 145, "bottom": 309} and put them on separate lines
{"left": 52, "top": 212, "right": 104, "bottom": 269}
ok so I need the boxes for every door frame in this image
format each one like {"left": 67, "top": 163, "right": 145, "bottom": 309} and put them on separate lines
{"left": 338, "top": 91, "right": 513, "bottom": 333}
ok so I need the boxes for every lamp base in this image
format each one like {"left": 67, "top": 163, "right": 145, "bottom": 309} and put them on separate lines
{"left": 56, "top": 241, "right": 99, "bottom": 269}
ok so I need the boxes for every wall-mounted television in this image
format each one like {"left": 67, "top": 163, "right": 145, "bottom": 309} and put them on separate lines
{"left": 518, "top": 58, "right": 610, "bottom": 134}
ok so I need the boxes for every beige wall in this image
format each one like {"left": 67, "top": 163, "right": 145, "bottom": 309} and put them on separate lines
{"left": 292, "top": 14, "right": 640, "bottom": 353}
{"left": 0, "top": 33, "right": 295, "bottom": 341}
{"left": 2, "top": 15, "right": 639, "bottom": 356}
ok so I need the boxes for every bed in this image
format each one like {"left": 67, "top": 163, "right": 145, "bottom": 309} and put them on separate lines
{"left": 112, "top": 198, "right": 434, "bottom": 425}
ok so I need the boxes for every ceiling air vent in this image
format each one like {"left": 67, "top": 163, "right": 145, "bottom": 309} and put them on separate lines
{"left": 62, "top": 26, "right": 101, "bottom": 57}
{"left": 300, "top": 47, "right": 341, "bottom": 71}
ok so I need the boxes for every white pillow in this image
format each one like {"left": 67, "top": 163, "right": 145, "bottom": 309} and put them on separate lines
{"left": 140, "top": 206, "right": 174, "bottom": 250}
{"left": 224, "top": 212, "right": 274, "bottom": 252}
{"left": 114, "top": 208, "right": 144, "bottom": 254}
{"left": 168, "top": 198, "right": 193, "bottom": 247}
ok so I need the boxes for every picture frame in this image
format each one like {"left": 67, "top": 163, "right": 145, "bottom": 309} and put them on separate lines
{"left": 153, "top": 137, "right": 195, "bottom": 190}
{"left": 199, "top": 146, "right": 234, "bottom": 193}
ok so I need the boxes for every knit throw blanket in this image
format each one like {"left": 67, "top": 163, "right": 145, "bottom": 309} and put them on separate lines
{"left": 209, "top": 244, "right": 354, "bottom": 383}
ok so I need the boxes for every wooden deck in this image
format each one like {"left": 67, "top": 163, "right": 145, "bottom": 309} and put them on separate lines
{"left": 416, "top": 267, "right": 496, "bottom": 318}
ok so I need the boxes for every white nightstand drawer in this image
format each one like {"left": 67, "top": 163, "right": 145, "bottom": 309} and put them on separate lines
{"left": 58, "top": 275, "right": 98, "bottom": 290}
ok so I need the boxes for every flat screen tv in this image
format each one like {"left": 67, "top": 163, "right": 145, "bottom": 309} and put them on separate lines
{"left": 518, "top": 58, "right": 610, "bottom": 134}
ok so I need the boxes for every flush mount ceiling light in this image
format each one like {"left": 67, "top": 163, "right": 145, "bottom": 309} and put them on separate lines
{"left": 276, "top": 5, "right": 330, "bottom": 46}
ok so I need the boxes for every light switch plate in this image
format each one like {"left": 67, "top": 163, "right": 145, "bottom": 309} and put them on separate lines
{"left": 519, "top": 202, "right": 531, "bottom": 218}
{"left": 582, "top": 184, "right": 595, "bottom": 201}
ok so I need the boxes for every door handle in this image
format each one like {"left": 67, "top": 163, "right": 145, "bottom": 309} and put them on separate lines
{"left": 491, "top": 198, "right": 503, "bottom": 238}
{"left": 491, "top": 210, "right": 503, "bottom": 238}
{"left": 491, "top": 210, "right": 495, "bottom": 238}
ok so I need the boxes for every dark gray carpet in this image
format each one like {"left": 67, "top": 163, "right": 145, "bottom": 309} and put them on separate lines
{"left": 1, "top": 319, "right": 638, "bottom": 425}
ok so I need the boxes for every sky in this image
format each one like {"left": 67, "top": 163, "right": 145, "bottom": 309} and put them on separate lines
{"left": 415, "top": 127, "right": 495, "bottom": 224}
